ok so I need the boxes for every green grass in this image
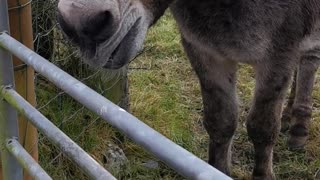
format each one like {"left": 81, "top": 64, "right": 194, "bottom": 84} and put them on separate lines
{"left": 36, "top": 12, "right": 320, "bottom": 179}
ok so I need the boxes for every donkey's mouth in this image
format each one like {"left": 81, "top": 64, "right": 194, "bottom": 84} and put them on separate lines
{"left": 108, "top": 43, "right": 121, "bottom": 63}
{"left": 101, "top": 17, "right": 142, "bottom": 69}
{"left": 103, "top": 44, "right": 121, "bottom": 68}
{"left": 64, "top": 1, "right": 150, "bottom": 69}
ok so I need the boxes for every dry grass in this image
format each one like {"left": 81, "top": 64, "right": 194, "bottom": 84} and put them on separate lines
{"left": 37, "top": 12, "right": 320, "bottom": 179}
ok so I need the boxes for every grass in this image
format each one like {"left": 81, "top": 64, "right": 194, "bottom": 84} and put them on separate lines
{"left": 36, "top": 12, "right": 320, "bottom": 179}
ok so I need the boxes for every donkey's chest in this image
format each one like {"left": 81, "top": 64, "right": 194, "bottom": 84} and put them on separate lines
{"left": 170, "top": 0, "right": 283, "bottom": 63}
{"left": 178, "top": 25, "right": 271, "bottom": 63}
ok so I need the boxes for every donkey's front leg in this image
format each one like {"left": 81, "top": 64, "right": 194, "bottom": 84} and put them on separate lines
{"left": 247, "top": 61, "right": 294, "bottom": 180}
{"left": 182, "top": 39, "right": 238, "bottom": 175}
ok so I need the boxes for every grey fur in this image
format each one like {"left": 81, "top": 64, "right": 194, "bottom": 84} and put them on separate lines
{"left": 283, "top": 28, "right": 320, "bottom": 149}
{"left": 57, "top": 0, "right": 320, "bottom": 179}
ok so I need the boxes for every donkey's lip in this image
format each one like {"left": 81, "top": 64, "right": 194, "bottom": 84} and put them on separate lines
{"left": 105, "top": 42, "right": 122, "bottom": 64}
{"left": 101, "top": 16, "right": 142, "bottom": 69}
{"left": 101, "top": 24, "right": 133, "bottom": 67}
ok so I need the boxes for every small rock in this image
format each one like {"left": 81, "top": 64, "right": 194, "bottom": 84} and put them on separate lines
{"left": 103, "top": 144, "right": 127, "bottom": 172}
{"left": 142, "top": 160, "right": 159, "bottom": 169}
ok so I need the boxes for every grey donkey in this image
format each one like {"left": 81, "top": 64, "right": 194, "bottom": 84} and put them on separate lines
{"left": 57, "top": 0, "right": 320, "bottom": 179}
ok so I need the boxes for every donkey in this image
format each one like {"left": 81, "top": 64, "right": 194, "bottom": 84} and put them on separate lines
{"left": 57, "top": 0, "right": 320, "bottom": 179}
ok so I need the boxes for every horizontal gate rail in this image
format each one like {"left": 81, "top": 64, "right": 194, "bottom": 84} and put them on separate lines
{"left": 5, "top": 138, "right": 52, "bottom": 180}
{"left": 0, "top": 32, "right": 231, "bottom": 180}
{"left": 0, "top": 86, "right": 116, "bottom": 180}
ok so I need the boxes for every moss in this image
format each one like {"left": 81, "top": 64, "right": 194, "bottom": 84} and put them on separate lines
{"left": 0, "top": 87, "right": 26, "bottom": 116}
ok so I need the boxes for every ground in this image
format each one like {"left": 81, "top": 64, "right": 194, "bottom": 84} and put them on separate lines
{"left": 37, "top": 13, "right": 320, "bottom": 179}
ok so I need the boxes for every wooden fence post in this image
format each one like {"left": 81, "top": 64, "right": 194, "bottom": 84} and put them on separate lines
{"left": 0, "top": 1, "right": 38, "bottom": 180}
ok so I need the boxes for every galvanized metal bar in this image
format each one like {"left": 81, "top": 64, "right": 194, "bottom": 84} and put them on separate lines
{"left": 0, "top": 86, "right": 116, "bottom": 180}
{"left": 5, "top": 138, "right": 52, "bottom": 180}
{"left": 0, "top": 1, "right": 23, "bottom": 180}
{"left": 0, "top": 33, "right": 231, "bottom": 180}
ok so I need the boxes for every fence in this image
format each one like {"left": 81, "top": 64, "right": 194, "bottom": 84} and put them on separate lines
{"left": 0, "top": 1, "right": 231, "bottom": 180}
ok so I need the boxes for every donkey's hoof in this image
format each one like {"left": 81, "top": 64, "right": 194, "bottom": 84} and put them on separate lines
{"left": 208, "top": 160, "right": 231, "bottom": 176}
{"left": 287, "top": 135, "right": 307, "bottom": 150}
{"left": 252, "top": 173, "right": 276, "bottom": 180}
{"left": 288, "top": 124, "right": 308, "bottom": 150}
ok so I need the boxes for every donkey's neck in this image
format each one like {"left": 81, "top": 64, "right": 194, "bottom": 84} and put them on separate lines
{"left": 141, "top": 0, "right": 175, "bottom": 24}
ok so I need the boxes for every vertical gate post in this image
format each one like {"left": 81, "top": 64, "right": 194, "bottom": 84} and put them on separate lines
{"left": 7, "top": 0, "right": 38, "bottom": 179}
{"left": 0, "top": 0, "right": 23, "bottom": 179}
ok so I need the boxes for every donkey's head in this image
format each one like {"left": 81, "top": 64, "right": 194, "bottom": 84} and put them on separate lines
{"left": 57, "top": 0, "right": 159, "bottom": 69}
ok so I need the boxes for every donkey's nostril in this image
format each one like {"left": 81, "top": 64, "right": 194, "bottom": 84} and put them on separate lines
{"left": 82, "top": 11, "right": 115, "bottom": 43}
